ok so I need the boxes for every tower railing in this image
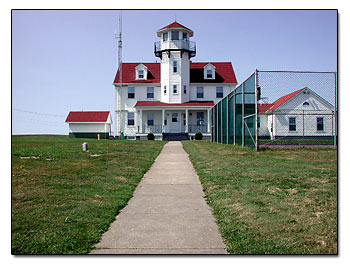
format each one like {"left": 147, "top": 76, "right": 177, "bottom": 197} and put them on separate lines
{"left": 154, "top": 41, "right": 196, "bottom": 58}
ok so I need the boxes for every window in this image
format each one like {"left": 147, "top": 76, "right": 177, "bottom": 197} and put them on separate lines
{"left": 197, "top": 112, "right": 204, "bottom": 125}
{"left": 147, "top": 87, "right": 154, "bottom": 99}
{"left": 173, "top": 61, "right": 178, "bottom": 73}
{"left": 184, "top": 85, "right": 187, "bottom": 94}
{"left": 173, "top": 84, "right": 178, "bottom": 94}
{"left": 289, "top": 117, "right": 296, "bottom": 131}
{"left": 163, "top": 32, "right": 168, "bottom": 41}
{"left": 172, "top": 113, "right": 178, "bottom": 122}
{"left": 317, "top": 117, "right": 324, "bottom": 131}
{"left": 147, "top": 113, "right": 154, "bottom": 126}
{"left": 128, "top": 112, "right": 134, "bottom": 126}
{"left": 128, "top": 87, "right": 135, "bottom": 99}
{"left": 257, "top": 116, "right": 260, "bottom": 128}
{"left": 207, "top": 70, "right": 213, "bottom": 79}
{"left": 171, "top": 31, "right": 179, "bottom": 40}
{"left": 216, "top": 87, "right": 223, "bottom": 98}
{"left": 183, "top": 32, "right": 188, "bottom": 41}
{"left": 164, "top": 85, "right": 167, "bottom": 94}
{"left": 303, "top": 101, "right": 310, "bottom": 106}
{"left": 138, "top": 70, "right": 144, "bottom": 79}
{"left": 197, "top": 87, "right": 204, "bottom": 98}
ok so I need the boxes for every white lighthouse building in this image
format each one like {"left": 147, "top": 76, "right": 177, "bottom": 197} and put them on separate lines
{"left": 114, "top": 22, "right": 238, "bottom": 140}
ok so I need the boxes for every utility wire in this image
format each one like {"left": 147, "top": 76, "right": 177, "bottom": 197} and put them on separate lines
{"left": 13, "top": 108, "right": 66, "bottom": 118}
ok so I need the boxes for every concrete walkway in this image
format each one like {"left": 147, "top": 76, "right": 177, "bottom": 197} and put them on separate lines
{"left": 91, "top": 141, "right": 227, "bottom": 254}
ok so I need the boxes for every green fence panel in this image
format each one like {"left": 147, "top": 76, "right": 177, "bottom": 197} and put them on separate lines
{"left": 228, "top": 92, "right": 235, "bottom": 144}
{"left": 217, "top": 101, "right": 222, "bottom": 143}
{"left": 243, "top": 73, "right": 257, "bottom": 149}
{"left": 210, "top": 71, "right": 257, "bottom": 149}
{"left": 222, "top": 97, "right": 228, "bottom": 144}
{"left": 213, "top": 106, "right": 217, "bottom": 142}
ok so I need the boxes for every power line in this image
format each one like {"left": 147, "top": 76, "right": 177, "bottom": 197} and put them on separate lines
{"left": 13, "top": 108, "right": 66, "bottom": 118}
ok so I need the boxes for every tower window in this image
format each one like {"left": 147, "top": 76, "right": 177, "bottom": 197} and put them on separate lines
{"left": 173, "top": 85, "right": 178, "bottom": 94}
{"left": 173, "top": 61, "right": 178, "bottom": 73}
{"left": 171, "top": 31, "right": 179, "bottom": 40}
{"left": 184, "top": 85, "right": 187, "bottom": 94}
{"left": 197, "top": 87, "right": 204, "bottom": 98}
{"left": 183, "top": 32, "right": 188, "bottom": 41}
{"left": 163, "top": 32, "right": 168, "bottom": 41}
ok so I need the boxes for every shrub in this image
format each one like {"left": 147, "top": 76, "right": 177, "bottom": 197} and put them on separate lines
{"left": 195, "top": 132, "right": 203, "bottom": 140}
{"left": 147, "top": 133, "right": 155, "bottom": 140}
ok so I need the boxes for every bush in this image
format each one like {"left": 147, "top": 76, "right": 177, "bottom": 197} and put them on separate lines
{"left": 195, "top": 132, "right": 203, "bottom": 140}
{"left": 147, "top": 133, "right": 155, "bottom": 140}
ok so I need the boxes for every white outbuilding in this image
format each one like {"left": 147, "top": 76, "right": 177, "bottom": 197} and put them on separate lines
{"left": 65, "top": 111, "right": 112, "bottom": 139}
{"left": 258, "top": 87, "right": 335, "bottom": 140}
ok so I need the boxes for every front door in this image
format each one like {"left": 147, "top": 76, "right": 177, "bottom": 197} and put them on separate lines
{"left": 170, "top": 112, "right": 181, "bottom": 133}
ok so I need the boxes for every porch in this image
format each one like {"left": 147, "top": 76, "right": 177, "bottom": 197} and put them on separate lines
{"left": 134, "top": 102, "right": 212, "bottom": 139}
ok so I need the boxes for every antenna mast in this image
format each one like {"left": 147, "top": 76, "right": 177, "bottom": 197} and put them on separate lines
{"left": 115, "top": 11, "right": 123, "bottom": 137}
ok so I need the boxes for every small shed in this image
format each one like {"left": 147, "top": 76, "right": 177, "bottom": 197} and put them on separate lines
{"left": 65, "top": 111, "right": 112, "bottom": 139}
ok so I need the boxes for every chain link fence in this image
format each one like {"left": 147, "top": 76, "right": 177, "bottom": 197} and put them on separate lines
{"left": 211, "top": 70, "right": 337, "bottom": 150}
{"left": 257, "top": 71, "right": 337, "bottom": 149}
{"left": 211, "top": 72, "right": 257, "bottom": 149}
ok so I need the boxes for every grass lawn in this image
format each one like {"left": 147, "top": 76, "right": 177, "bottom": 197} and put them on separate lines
{"left": 182, "top": 141, "right": 337, "bottom": 254}
{"left": 12, "top": 135, "right": 165, "bottom": 254}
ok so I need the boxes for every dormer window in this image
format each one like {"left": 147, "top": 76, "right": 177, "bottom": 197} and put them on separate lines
{"left": 204, "top": 63, "right": 216, "bottom": 80}
{"left": 207, "top": 70, "right": 213, "bottom": 79}
{"left": 135, "top": 64, "right": 148, "bottom": 80}
{"left": 163, "top": 32, "right": 168, "bottom": 41}
{"left": 138, "top": 70, "right": 144, "bottom": 79}
{"left": 171, "top": 31, "right": 179, "bottom": 40}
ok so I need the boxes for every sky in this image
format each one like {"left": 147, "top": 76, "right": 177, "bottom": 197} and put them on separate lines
{"left": 11, "top": 9, "right": 337, "bottom": 135}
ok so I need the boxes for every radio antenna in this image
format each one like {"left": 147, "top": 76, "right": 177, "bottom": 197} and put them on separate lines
{"left": 115, "top": 11, "right": 123, "bottom": 137}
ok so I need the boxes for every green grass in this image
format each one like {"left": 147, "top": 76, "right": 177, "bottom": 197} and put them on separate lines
{"left": 182, "top": 141, "right": 337, "bottom": 254}
{"left": 12, "top": 135, "right": 166, "bottom": 254}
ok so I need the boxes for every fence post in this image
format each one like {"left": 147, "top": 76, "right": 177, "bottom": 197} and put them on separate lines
{"left": 233, "top": 91, "right": 236, "bottom": 145}
{"left": 242, "top": 82, "right": 245, "bottom": 147}
{"left": 334, "top": 72, "right": 337, "bottom": 148}
{"left": 255, "top": 69, "right": 259, "bottom": 151}
{"left": 303, "top": 110, "right": 305, "bottom": 139}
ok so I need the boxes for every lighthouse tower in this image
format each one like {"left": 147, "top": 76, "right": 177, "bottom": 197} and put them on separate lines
{"left": 154, "top": 22, "right": 196, "bottom": 104}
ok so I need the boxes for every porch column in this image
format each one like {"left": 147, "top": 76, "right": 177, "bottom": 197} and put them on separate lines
{"left": 135, "top": 109, "right": 138, "bottom": 133}
{"left": 162, "top": 109, "right": 165, "bottom": 133}
{"left": 207, "top": 109, "right": 210, "bottom": 133}
{"left": 139, "top": 109, "right": 143, "bottom": 133}
{"left": 185, "top": 109, "right": 189, "bottom": 133}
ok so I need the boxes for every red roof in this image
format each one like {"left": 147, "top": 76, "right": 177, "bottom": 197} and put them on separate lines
{"left": 114, "top": 62, "right": 237, "bottom": 84}
{"left": 158, "top": 22, "right": 194, "bottom": 36}
{"left": 190, "top": 62, "right": 237, "bottom": 83}
{"left": 135, "top": 101, "right": 214, "bottom": 107}
{"left": 66, "top": 111, "right": 110, "bottom": 122}
{"left": 258, "top": 104, "right": 274, "bottom": 113}
{"left": 114, "top": 63, "right": 160, "bottom": 84}
{"left": 258, "top": 88, "right": 306, "bottom": 113}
